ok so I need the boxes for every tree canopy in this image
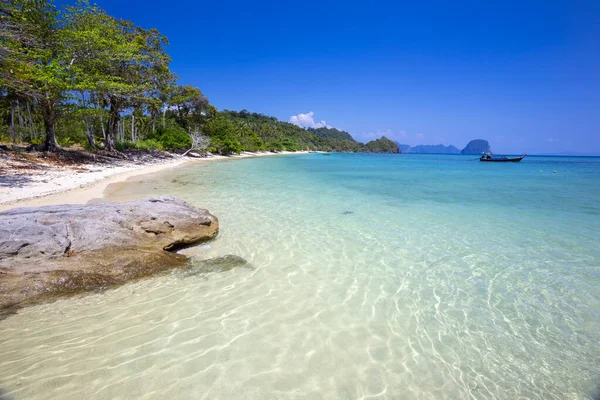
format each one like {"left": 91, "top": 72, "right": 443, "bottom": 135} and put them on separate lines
{"left": 0, "top": 1, "right": 400, "bottom": 155}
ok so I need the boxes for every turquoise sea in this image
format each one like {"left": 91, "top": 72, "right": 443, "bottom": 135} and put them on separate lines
{"left": 1, "top": 154, "right": 599, "bottom": 399}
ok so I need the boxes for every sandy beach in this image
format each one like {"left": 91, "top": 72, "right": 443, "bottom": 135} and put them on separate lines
{"left": 0, "top": 150, "right": 307, "bottom": 212}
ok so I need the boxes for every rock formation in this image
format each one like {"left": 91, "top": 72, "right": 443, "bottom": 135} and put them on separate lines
{"left": 461, "top": 139, "right": 491, "bottom": 155}
{"left": 0, "top": 196, "right": 218, "bottom": 309}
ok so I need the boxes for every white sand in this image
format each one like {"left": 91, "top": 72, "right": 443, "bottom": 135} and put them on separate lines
{"left": 0, "top": 151, "right": 307, "bottom": 211}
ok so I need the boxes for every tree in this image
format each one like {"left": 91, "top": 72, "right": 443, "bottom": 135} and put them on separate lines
{"left": 182, "top": 130, "right": 210, "bottom": 156}
{"left": 167, "top": 85, "right": 210, "bottom": 132}
{"left": 62, "top": 3, "right": 172, "bottom": 152}
{"left": 103, "top": 23, "right": 171, "bottom": 152}
{"left": 1, "top": 0, "right": 70, "bottom": 151}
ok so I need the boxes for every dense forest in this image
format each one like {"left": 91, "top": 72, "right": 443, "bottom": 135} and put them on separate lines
{"left": 0, "top": 0, "right": 399, "bottom": 155}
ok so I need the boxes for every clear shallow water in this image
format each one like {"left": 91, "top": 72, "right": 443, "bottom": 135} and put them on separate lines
{"left": 1, "top": 154, "right": 600, "bottom": 399}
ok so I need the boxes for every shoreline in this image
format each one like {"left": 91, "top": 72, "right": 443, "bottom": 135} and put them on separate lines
{"left": 0, "top": 150, "right": 308, "bottom": 212}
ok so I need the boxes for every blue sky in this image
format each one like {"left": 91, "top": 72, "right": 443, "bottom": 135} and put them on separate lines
{"left": 70, "top": 0, "right": 599, "bottom": 153}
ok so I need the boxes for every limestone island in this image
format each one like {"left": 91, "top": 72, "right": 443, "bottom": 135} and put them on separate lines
{"left": 460, "top": 139, "right": 491, "bottom": 155}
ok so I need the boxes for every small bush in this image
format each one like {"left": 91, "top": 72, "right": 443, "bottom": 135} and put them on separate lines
{"left": 58, "top": 136, "right": 75, "bottom": 147}
{"left": 221, "top": 139, "right": 243, "bottom": 155}
{"left": 265, "top": 140, "right": 284, "bottom": 152}
{"left": 282, "top": 138, "right": 299, "bottom": 151}
{"left": 210, "top": 137, "right": 242, "bottom": 155}
{"left": 115, "top": 139, "right": 164, "bottom": 152}
{"left": 241, "top": 134, "right": 263, "bottom": 152}
{"left": 29, "top": 136, "right": 44, "bottom": 146}
{"left": 147, "top": 124, "right": 191, "bottom": 150}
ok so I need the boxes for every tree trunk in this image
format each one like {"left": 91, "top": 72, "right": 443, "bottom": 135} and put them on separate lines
{"left": 17, "top": 100, "right": 24, "bottom": 131}
{"left": 131, "top": 114, "right": 135, "bottom": 142}
{"left": 10, "top": 100, "right": 15, "bottom": 143}
{"left": 83, "top": 119, "right": 95, "bottom": 148}
{"left": 41, "top": 100, "right": 59, "bottom": 152}
{"left": 106, "top": 99, "right": 120, "bottom": 152}
{"left": 100, "top": 113, "right": 106, "bottom": 141}
{"left": 26, "top": 102, "right": 35, "bottom": 138}
{"left": 151, "top": 108, "right": 156, "bottom": 133}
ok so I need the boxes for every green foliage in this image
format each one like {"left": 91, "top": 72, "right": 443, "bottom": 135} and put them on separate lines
{"left": 281, "top": 138, "right": 299, "bottom": 151}
{"left": 363, "top": 136, "right": 400, "bottom": 153}
{"left": 57, "top": 136, "right": 75, "bottom": 147}
{"left": 147, "top": 122, "right": 191, "bottom": 150}
{"left": 264, "top": 140, "right": 284, "bottom": 152}
{"left": 240, "top": 133, "right": 263, "bottom": 152}
{"left": 166, "top": 85, "right": 210, "bottom": 132}
{"left": 29, "top": 136, "right": 44, "bottom": 146}
{"left": 309, "top": 127, "right": 355, "bottom": 141}
{"left": 214, "top": 110, "right": 364, "bottom": 153}
{"left": 197, "top": 109, "right": 401, "bottom": 154}
{"left": 212, "top": 138, "right": 242, "bottom": 155}
{"left": 115, "top": 139, "right": 163, "bottom": 152}
{"left": 203, "top": 116, "right": 243, "bottom": 154}
{"left": 56, "top": 117, "right": 87, "bottom": 145}
{"left": 0, "top": 2, "right": 399, "bottom": 156}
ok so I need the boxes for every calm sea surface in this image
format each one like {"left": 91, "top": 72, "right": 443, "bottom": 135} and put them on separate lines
{"left": 1, "top": 154, "right": 599, "bottom": 399}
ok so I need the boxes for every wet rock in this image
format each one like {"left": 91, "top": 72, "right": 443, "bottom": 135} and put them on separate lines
{"left": 342, "top": 211, "right": 355, "bottom": 215}
{"left": 182, "top": 255, "right": 252, "bottom": 277}
{"left": 0, "top": 196, "right": 218, "bottom": 309}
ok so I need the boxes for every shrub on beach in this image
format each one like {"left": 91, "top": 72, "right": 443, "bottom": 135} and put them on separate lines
{"left": 115, "top": 139, "right": 164, "bottom": 152}
{"left": 147, "top": 124, "right": 192, "bottom": 150}
{"left": 240, "top": 133, "right": 263, "bottom": 152}
{"left": 264, "top": 140, "right": 284, "bottom": 152}
{"left": 210, "top": 138, "right": 243, "bottom": 155}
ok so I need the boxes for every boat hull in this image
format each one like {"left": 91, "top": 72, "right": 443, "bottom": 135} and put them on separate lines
{"left": 480, "top": 157, "right": 524, "bottom": 162}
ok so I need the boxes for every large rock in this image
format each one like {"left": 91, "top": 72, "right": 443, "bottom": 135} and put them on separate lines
{"left": 0, "top": 196, "right": 218, "bottom": 309}
{"left": 461, "top": 139, "right": 491, "bottom": 155}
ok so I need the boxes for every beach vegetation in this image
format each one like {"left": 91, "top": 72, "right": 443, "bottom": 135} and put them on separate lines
{"left": 0, "top": 1, "right": 398, "bottom": 155}
{"left": 115, "top": 139, "right": 164, "bottom": 152}
{"left": 147, "top": 122, "right": 191, "bottom": 150}
{"left": 210, "top": 138, "right": 243, "bottom": 155}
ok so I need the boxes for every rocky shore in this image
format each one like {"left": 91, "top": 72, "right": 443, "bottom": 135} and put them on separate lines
{"left": 0, "top": 196, "right": 218, "bottom": 311}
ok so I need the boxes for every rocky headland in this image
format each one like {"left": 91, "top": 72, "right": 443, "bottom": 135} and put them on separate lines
{"left": 460, "top": 139, "right": 491, "bottom": 155}
{"left": 0, "top": 196, "right": 219, "bottom": 310}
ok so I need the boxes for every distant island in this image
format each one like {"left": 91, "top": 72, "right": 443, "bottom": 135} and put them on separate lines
{"left": 364, "top": 137, "right": 400, "bottom": 153}
{"left": 396, "top": 143, "right": 460, "bottom": 154}
{"left": 460, "top": 139, "right": 491, "bottom": 155}
{"left": 399, "top": 139, "right": 492, "bottom": 155}
{"left": 396, "top": 140, "right": 491, "bottom": 155}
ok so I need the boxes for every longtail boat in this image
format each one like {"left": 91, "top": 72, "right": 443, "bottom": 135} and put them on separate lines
{"left": 480, "top": 154, "right": 526, "bottom": 162}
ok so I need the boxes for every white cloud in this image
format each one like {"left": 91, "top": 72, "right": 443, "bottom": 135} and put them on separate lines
{"left": 415, "top": 132, "right": 425, "bottom": 139}
{"left": 547, "top": 137, "right": 559, "bottom": 142}
{"left": 289, "top": 112, "right": 332, "bottom": 129}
